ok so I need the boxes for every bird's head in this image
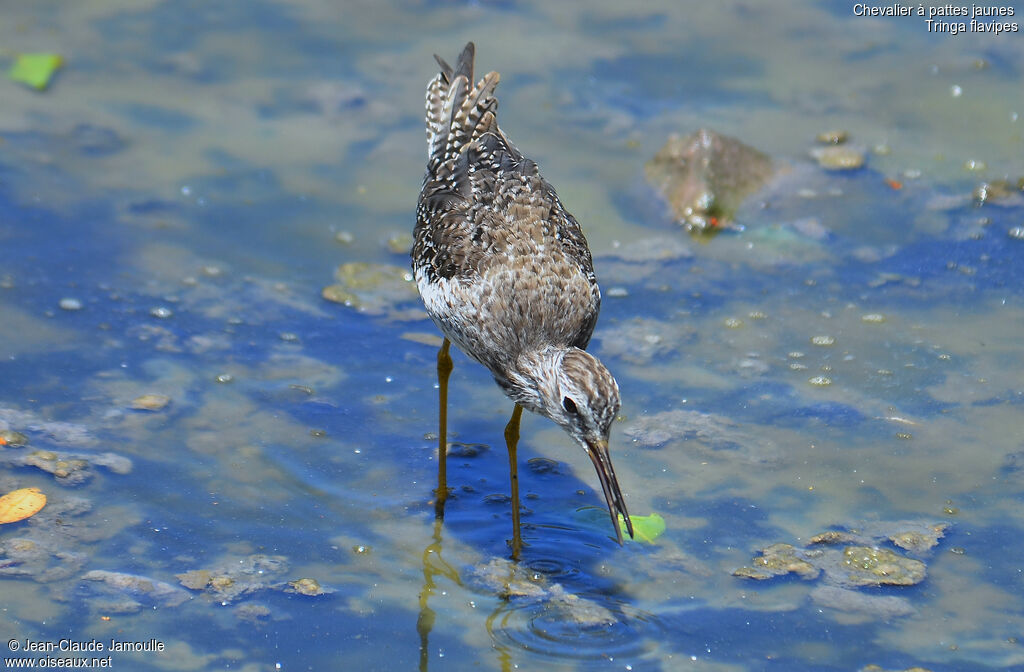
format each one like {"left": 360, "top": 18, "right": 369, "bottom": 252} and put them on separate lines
{"left": 506, "top": 347, "right": 633, "bottom": 543}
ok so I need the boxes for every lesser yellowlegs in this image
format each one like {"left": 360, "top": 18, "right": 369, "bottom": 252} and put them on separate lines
{"left": 413, "top": 43, "right": 633, "bottom": 555}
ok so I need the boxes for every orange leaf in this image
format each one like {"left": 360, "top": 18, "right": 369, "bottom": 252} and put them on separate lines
{"left": 0, "top": 487, "right": 47, "bottom": 524}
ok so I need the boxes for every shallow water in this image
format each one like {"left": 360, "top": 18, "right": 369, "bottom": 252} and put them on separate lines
{"left": 1, "top": 1, "right": 1023, "bottom": 671}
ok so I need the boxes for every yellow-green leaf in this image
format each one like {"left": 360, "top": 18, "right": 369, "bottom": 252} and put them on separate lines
{"left": 620, "top": 512, "right": 666, "bottom": 544}
{"left": 9, "top": 53, "right": 64, "bottom": 90}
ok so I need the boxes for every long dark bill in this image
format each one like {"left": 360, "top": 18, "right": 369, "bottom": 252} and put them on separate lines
{"left": 586, "top": 439, "right": 633, "bottom": 544}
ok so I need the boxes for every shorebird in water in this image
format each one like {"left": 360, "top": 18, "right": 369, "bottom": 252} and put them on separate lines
{"left": 413, "top": 43, "right": 632, "bottom": 557}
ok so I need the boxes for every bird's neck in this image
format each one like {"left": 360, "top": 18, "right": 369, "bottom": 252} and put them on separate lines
{"left": 495, "top": 346, "right": 570, "bottom": 418}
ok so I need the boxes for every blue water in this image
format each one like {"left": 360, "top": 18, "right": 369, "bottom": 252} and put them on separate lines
{"left": 2, "top": 1, "right": 1023, "bottom": 671}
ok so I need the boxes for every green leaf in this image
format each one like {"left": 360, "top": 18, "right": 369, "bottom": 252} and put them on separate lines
{"left": 619, "top": 512, "right": 666, "bottom": 544}
{"left": 8, "top": 53, "right": 64, "bottom": 90}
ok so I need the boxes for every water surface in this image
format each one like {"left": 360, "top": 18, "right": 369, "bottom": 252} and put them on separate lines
{"left": 1, "top": 2, "right": 1022, "bottom": 670}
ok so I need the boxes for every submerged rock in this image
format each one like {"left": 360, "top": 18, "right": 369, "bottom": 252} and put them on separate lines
{"left": 0, "top": 430, "right": 29, "bottom": 446}
{"left": 542, "top": 583, "right": 616, "bottom": 627}
{"left": 21, "top": 451, "right": 92, "bottom": 485}
{"left": 0, "top": 536, "right": 87, "bottom": 583}
{"left": 645, "top": 129, "right": 774, "bottom": 233}
{"left": 284, "top": 577, "right": 333, "bottom": 597}
{"left": 2, "top": 448, "right": 132, "bottom": 485}
{"left": 80, "top": 569, "right": 190, "bottom": 609}
{"left": 468, "top": 558, "right": 615, "bottom": 626}
{"left": 0, "top": 408, "right": 95, "bottom": 446}
{"left": 176, "top": 553, "right": 316, "bottom": 604}
{"left": 889, "top": 527, "right": 947, "bottom": 553}
{"left": 469, "top": 557, "right": 547, "bottom": 599}
{"left": 321, "top": 262, "right": 421, "bottom": 319}
{"left": 815, "top": 129, "right": 849, "bottom": 145}
{"left": 177, "top": 569, "right": 213, "bottom": 590}
{"left": 235, "top": 602, "right": 274, "bottom": 624}
{"left": 839, "top": 546, "right": 925, "bottom": 586}
{"left": 739, "top": 521, "right": 940, "bottom": 587}
{"left": 812, "top": 145, "right": 866, "bottom": 171}
{"left": 732, "top": 543, "right": 821, "bottom": 580}
{"left": 130, "top": 394, "right": 171, "bottom": 411}
{"left": 810, "top": 521, "right": 948, "bottom": 554}
{"left": 736, "top": 520, "right": 945, "bottom": 619}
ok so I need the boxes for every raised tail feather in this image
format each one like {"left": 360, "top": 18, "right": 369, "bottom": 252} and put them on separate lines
{"left": 424, "top": 42, "right": 501, "bottom": 170}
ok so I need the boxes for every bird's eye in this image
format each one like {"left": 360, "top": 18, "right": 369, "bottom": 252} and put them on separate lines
{"left": 562, "top": 397, "right": 578, "bottom": 415}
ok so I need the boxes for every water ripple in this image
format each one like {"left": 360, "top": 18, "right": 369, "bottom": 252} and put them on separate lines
{"left": 487, "top": 591, "right": 662, "bottom": 662}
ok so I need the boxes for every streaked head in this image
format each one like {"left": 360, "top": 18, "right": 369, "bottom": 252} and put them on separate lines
{"left": 507, "top": 347, "right": 634, "bottom": 543}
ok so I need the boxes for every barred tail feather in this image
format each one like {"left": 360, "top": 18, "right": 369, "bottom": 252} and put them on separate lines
{"left": 425, "top": 73, "right": 449, "bottom": 154}
{"left": 430, "top": 75, "right": 467, "bottom": 165}
{"left": 425, "top": 42, "right": 473, "bottom": 160}
{"left": 459, "top": 71, "right": 500, "bottom": 143}
{"left": 424, "top": 42, "right": 501, "bottom": 168}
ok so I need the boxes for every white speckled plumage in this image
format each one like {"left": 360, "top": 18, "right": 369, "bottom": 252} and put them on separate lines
{"left": 413, "top": 42, "right": 632, "bottom": 543}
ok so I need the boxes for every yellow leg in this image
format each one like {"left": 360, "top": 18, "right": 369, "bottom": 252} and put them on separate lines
{"left": 435, "top": 338, "right": 453, "bottom": 517}
{"left": 504, "top": 404, "right": 524, "bottom": 560}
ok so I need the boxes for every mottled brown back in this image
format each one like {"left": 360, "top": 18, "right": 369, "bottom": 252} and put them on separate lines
{"left": 413, "top": 42, "right": 601, "bottom": 377}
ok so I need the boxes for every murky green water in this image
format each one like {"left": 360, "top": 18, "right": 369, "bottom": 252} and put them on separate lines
{"left": 1, "top": 1, "right": 1022, "bottom": 670}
